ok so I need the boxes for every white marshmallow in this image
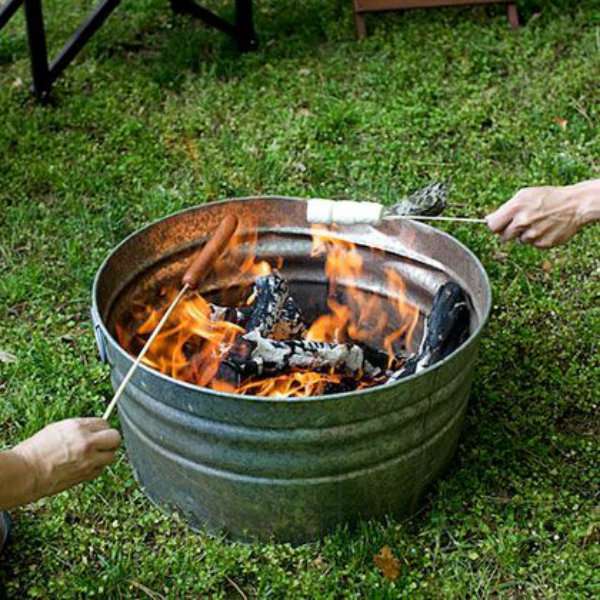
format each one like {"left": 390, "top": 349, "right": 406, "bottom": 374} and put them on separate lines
{"left": 307, "top": 199, "right": 335, "bottom": 224}
{"left": 306, "top": 199, "right": 383, "bottom": 225}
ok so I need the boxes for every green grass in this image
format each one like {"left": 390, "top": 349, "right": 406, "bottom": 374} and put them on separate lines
{"left": 1, "top": 0, "right": 599, "bottom": 597}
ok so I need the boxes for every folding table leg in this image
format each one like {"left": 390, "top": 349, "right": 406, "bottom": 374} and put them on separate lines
{"left": 48, "top": 0, "right": 121, "bottom": 82}
{"left": 353, "top": 1, "right": 367, "bottom": 40}
{"left": 0, "top": 0, "right": 23, "bottom": 31}
{"left": 235, "top": 0, "right": 257, "bottom": 51}
{"left": 23, "top": 0, "right": 50, "bottom": 99}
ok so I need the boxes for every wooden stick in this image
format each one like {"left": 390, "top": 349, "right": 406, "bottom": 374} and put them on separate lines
{"left": 103, "top": 215, "right": 239, "bottom": 420}
{"left": 386, "top": 215, "right": 487, "bottom": 224}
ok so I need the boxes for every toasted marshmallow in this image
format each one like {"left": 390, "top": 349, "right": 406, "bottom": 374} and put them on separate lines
{"left": 307, "top": 199, "right": 383, "bottom": 225}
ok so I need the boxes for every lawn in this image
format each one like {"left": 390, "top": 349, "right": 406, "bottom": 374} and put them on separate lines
{"left": 0, "top": 0, "right": 598, "bottom": 597}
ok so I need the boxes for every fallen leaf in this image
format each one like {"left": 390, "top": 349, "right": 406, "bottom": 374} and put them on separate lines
{"left": 0, "top": 350, "right": 16, "bottom": 364}
{"left": 373, "top": 545, "right": 401, "bottom": 581}
{"left": 553, "top": 117, "right": 568, "bottom": 130}
{"left": 541, "top": 260, "right": 552, "bottom": 273}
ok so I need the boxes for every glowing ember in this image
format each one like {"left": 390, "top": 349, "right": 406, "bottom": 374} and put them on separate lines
{"left": 116, "top": 223, "right": 421, "bottom": 397}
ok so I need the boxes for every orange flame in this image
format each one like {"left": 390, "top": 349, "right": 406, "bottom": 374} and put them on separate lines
{"left": 130, "top": 290, "right": 244, "bottom": 388}
{"left": 116, "top": 222, "right": 420, "bottom": 397}
{"left": 307, "top": 227, "right": 419, "bottom": 363}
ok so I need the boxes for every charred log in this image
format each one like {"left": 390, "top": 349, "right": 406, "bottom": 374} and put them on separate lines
{"left": 387, "top": 282, "right": 470, "bottom": 384}
{"left": 245, "top": 271, "right": 290, "bottom": 337}
{"left": 218, "top": 331, "right": 388, "bottom": 385}
{"left": 209, "top": 304, "right": 252, "bottom": 326}
{"left": 208, "top": 272, "right": 306, "bottom": 340}
{"left": 323, "top": 378, "right": 360, "bottom": 395}
{"left": 270, "top": 296, "right": 306, "bottom": 340}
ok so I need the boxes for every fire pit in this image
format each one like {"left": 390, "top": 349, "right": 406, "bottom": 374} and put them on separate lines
{"left": 92, "top": 196, "right": 491, "bottom": 542}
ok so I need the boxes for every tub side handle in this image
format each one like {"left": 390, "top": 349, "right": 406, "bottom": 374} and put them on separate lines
{"left": 91, "top": 306, "right": 109, "bottom": 364}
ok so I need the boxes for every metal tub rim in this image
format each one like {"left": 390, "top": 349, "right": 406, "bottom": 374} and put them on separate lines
{"left": 91, "top": 196, "right": 492, "bottom": 404}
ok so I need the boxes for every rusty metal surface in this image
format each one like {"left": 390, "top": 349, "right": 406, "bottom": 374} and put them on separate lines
{"left": 91, "top": 196, "right": 491, "bottom": 543}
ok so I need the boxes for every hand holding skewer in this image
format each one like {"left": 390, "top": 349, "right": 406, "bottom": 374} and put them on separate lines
{"left": 486, "top": 180, "right": 600, "bottom": 248}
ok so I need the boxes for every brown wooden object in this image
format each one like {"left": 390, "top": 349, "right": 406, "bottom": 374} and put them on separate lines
{"left": 353, "top": 0, "right": 519, "bottom": 39}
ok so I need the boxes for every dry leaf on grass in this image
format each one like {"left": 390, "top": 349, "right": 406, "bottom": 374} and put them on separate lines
{"left": 542, "top": 260, "right": 552, "bottom": 273}
{"left": 373, "top": 545, "right": 401, "bottom": 581}
{"left": 553, "top": 117, "right": 568, "bottom": 130}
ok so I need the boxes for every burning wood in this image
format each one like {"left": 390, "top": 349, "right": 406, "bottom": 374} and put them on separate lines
{"left": 217, "top": 330, "right": 389, "bottom": 386}
{"left": 271, "top": 297, "right": 306, "bottom": 340}
{"left": 116, "top": 228, "right": 472, "bottom": 397}
{"left": 245, "top": 271, "right": 306, "bottom": 339}
{"left": 245, "top": 271, "right": 290, "bottom": 336}
{"left": 387, "top": 282, "right": 470, "bottom": 383}
{"left": 209, "top": 304, "right": 252, "bottom": 326}
{"left": 208, "top": 272, "right": 306, "bottom": 340}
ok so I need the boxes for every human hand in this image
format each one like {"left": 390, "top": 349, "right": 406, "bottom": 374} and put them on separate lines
{"left": 12, "top": 418, "right": 121, "bottom": 502}
{"left": 486, "top": 181, "right": 599, "bottom": 248}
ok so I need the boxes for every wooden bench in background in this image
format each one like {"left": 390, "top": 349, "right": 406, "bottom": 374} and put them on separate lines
{"left": 353, "top": 0, "right": 519, "bottom": 38}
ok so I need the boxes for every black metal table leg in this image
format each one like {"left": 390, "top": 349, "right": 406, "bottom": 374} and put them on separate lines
{"left": 0, "top": 0, "right": 23, "bottom": 31}
{"left": 235, "top": 0, "right": 257, "bottom": 51}
{"left": 48, "top": 0, "right": 121, "bottom": 81}
{"left": 3, "top": 0, "right": 258, "bottom": 101}
{"left": 23, "top": 0, "right": 50, "bottom": 99}
{"left": 170, "top": 0, "right": 257, "bottom": 52}
{"left": 170, "top": 0, "right": 236, "bottom": 36}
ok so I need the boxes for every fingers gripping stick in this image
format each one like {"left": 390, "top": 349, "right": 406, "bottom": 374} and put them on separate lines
{"left": 103, "top": 215, "right": 239, "bottom": 420}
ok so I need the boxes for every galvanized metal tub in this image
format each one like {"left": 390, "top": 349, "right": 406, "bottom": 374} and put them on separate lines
{"left": 91, "top": 196, "right": 491, "bottom": 543}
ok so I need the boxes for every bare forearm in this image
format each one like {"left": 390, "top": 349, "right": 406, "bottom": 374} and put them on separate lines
{"left": 0, "top": 449, "right": 36, "bottom": 510}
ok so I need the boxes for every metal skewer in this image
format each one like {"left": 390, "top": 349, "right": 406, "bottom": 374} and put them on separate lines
{"left": 385, "top": 215, "right": 487, "bottom": 224}
{"left": 102, "top": 214, "right": 239, "bottom": 421}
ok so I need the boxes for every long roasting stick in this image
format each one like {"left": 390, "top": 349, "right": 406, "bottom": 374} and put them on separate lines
{"left": 102, "top": 214, "right": 239, "bottom": 420}
{"left": 385, "top": 215, "right": 486, "bottom": 224}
